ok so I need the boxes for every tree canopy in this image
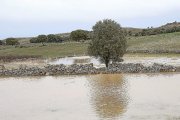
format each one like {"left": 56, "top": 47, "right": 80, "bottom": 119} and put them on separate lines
{"left": 0, "top": 40, "right": 4, "bottom": 45}
{"left": 88, "top": 19, "right": 127, "bottom": 68}
{"left": 6, "top": 38, "right": 19, "bottom": 46}
{"left": 47, "top": 34, "right": 62, "bottom": 43}
{"left": 36, "top": 35, "right": 48, "bottom": 45}
{"left": 70, "top": 29, "right": 88, "bottom": 41}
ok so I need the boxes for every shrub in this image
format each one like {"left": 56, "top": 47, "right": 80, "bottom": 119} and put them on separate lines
{"left": 47, "top": 34, "right": 63, "bottom": 43}
{"left": 6, "top": 38, "right": 20, "bottom": 46}
{"left": 37, "top": 35, "right": 48, "bottom": 45}
{"left": 30, "top": 37, "right": 38, "bottom": 43}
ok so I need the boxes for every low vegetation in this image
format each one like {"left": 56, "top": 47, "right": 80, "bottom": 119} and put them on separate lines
{"left": 0, "top": 42, "right": 88, "bottom": 58}
{"left": 30, "top": 34, "right": 63, "bottom": 44}
{"left": 0, "top": 40, "right": 5, "bottom": 45}
{"left": 6, "top": 38, "right": 20, "bottom": 46}
{"left": 127, "top": 32, "right": 180, "bottom": 52}
{"left": 134, "top": 21, "right": 180, "bottom": 36}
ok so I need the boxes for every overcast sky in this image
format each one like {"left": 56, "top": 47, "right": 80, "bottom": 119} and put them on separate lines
{"left": 1, "top": 0, "right": 180, "bottom": 39}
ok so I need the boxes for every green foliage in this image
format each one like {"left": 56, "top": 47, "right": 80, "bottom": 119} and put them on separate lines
{"left": 6, "top": 38, "right": 20, "bottom": 46}
{"left": 0, "top": 40, "right": 5, "bottom": 45}
{"left": 70, "top": 30, "right": 88, "bottom": 41}
{"left": 30, "top": 34, "right": 63, "bottom": 43}
{"left": 30, "top": 37, "right": 38, "bottom": 43}
{"left": 47, "top": 34, "right": 63, "bottom": 43}
{"left": 37, "top": 35, "right": 48, "bottom": 45}
{"left": 47, "top": 34, "right": 57, "bottom": 42}
{"left": 88, "top": 19, "right": 127, "bottom": 67}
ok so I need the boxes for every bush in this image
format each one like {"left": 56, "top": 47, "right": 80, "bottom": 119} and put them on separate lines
{"left": 47, "top": 34, "right": 56, "bottom": 43}
{"left": 6, "top": 38, "right": 20, "bottom": 46}
{"left": 70, "top": 29, "right": 88, "bottom": 41}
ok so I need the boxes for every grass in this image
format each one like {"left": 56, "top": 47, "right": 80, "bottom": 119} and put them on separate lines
{"left": 127, "top": 32, "right": 180, "bottom": 51}
{"left": 0, "top": 32, "right": 180, "bottom": 58}
{"left": 0, "top": 42, "right": 88, "bottom": 58}
{"left": 124, "top": 53, "right": 180, "bottom": 57}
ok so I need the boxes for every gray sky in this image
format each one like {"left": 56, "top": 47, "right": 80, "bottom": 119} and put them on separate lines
{"left": 1, "top": 0, "right": 180, "bottom": 39}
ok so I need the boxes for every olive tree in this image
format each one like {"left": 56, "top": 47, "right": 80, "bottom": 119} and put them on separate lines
{"left": 88, "top": 19, "right": 127, "bottom": 68}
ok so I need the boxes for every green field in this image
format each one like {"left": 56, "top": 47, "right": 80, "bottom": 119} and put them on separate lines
{"left": 127, "top": 32, "right": 180, "bottom": 51}
{"left": 0, "top": 32, "right": 180, "bottom": 58}
{"left": 0, "top": 42, "right": 88, "bottom": 58}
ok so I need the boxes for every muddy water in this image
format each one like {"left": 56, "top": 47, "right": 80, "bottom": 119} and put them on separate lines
{"left": 0, "top": 74, "right": 180, "bottom": 120}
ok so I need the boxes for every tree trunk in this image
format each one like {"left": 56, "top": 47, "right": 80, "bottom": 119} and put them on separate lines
{"left": 105, "top": 59, "right": 109, "bottom": 68}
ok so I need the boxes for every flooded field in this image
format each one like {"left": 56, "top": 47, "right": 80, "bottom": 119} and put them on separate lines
{"left": 0, "top": 73, "right": 180, "bottom": 120}
{"left": 49, "top": 56, "right": 180, "bottom": 67}
{"left": 1, "top": 56, "right": 180, "bottom": 69}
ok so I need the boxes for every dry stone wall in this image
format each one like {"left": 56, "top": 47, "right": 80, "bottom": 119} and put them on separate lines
{"left": 0, "top": 63, "right": 179, "bottom": 77}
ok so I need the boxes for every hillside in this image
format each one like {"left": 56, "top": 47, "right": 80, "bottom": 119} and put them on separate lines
{"left": 160, "top": 21, "right": 180, "bottom": 29}
{"left": 1, "top": 32, "right": 180, "bottom": 58}
{"left": 127, "top": 32, "right": 180, "bottom": 53}
{"left": 135, "top": 21, "right": 180, "bottom": 36}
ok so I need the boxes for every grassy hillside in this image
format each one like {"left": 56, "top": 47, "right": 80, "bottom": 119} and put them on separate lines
{"left": 0, "top": 32, "right": 180, "bottom": 58}
{"left": 0, "top": 42, "right": 88, "bottom": 58}
{"left": 127, "top": 32, "right": 180, "bottom": 52}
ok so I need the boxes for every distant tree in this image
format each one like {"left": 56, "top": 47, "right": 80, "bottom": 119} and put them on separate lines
{"left": 6, "top": 38, "right": 19, "bottom": 46}
{"left": 0, "top": 40, "right": 4, "bottom": 45}
{"left": 56, "top": 36, "right": 63, "bottom": 42}
{"left": 47, "top": 34, "right": 63, "bottom": 43}
{"left": 30, "top": 37, "right": 38, "bottom": 43}
{"left": 88, "top": 19, "right": 127, "bottom": 68}
{"left": 37, "top": 35, "right": 48, "bottom": 45}
{"left": 128, "top": 31, "right": 132, "bottom": 36}
{"left": 141, "top": 29, "right": 147, "bottom": 36}
{"left": 70, "top": 30, "right": 88, "bottom": 41}
{"left": 47, "top": 34, "right": 57, "bottom": 43}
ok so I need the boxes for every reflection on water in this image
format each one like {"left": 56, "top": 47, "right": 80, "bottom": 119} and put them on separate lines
{"left": 88, "top": 74, "right": 128, "bottom": 119}
{"left": 0, "top": 73, "right": 180, "bottom": 120}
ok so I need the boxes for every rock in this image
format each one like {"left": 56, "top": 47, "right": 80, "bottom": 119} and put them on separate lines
{"left": 0, "top": 63, "right": 180, "bottom": 77}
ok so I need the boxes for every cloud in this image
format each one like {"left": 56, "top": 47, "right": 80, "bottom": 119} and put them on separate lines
{"left": 1, "top": 0, "right": 180, "bottom": 22}
{"left": 0, "top": 0, "right": 180, "bottom": 38}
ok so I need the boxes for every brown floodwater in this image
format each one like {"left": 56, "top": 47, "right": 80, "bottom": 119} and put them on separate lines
{"left": 0, "top": 73, "right": 180, "bottom": 120}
